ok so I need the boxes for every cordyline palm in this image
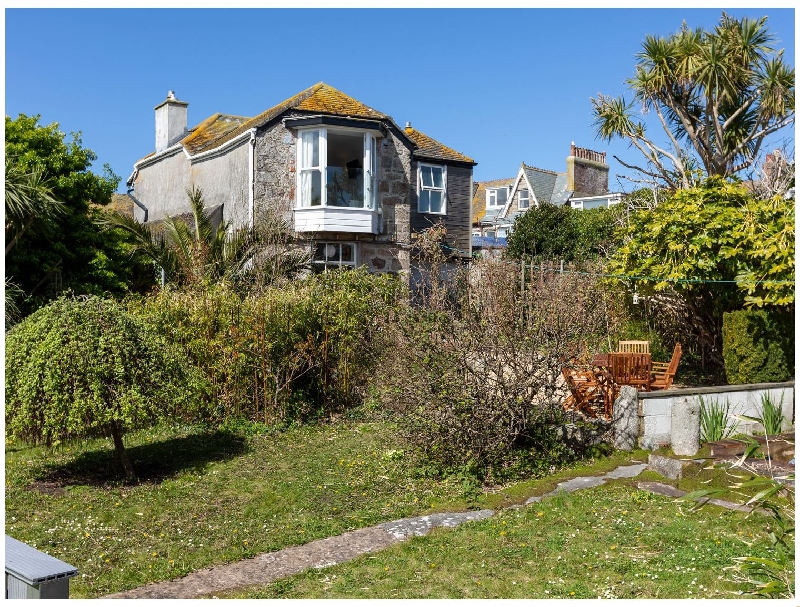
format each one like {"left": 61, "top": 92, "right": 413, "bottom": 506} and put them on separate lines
{"left": 102, "top": 186, "right": 258, "bottom": 287}
{"left": 592, "top": 13, "right": 794, "bottom": 191}
{"left": 5, "top": 161, "right": 65, "bottom": 255}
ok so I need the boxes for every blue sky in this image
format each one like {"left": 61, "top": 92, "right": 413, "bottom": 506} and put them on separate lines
{"left": 5, "top": 7, "right": 795, "bottom": 193}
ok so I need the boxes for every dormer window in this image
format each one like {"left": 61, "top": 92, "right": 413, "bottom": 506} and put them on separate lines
{"left": 486, "top": 187, "right": 508, "bottom": 208}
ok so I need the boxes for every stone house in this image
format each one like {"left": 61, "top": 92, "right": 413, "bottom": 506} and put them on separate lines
{"left": 126, "top": 83, "right": 476, "bottom": 274}
{"left": 472, "top": 144, "right": 621, "bottom": 241}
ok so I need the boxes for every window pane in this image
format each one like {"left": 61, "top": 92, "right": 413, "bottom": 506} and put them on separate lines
{"left": 341, "top": 243, "right": 354, "bottom": 262}
{"left": 419, "top": 190, "right": 430, "bottom": 213}
{"left": 429, "top": 191, "right": 442, "bottom": 213}
{"left": 300, "top": 130, "right": 319, "bottom": 168}
{"left": 327, "top": 130, "right": 364, "bottom": 208}
{"left": 324, "top": 243, "right": 339, "bottom": 261}
{"left": 300, "top": 169, "right": 322, "bottom": 207}
{"left": 496, "top": 188, "right": 508, "bottom": 204}
{"left": 431, "top": 166, "right": 443, "bottom": 188}
{"left": 313, "top": 243, "right": 327, "bottom": 261}
{"left": 421, "top": 166, "right": 433, "bottom": 188}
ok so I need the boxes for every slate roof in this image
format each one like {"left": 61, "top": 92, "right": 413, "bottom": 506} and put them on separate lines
{"left": 404, "top": 126, "right": 475, "bottom": 164}
{"left": 523, "top": 164, "right": 561, "bottom": 204}
{"left": 139, "top": 83, "right": 473, "bottom": 169}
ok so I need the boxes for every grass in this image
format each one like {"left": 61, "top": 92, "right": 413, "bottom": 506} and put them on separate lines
{"left": 5, "top": 418, "right": 788, "bottom": 599}
{"left": 217, "top": 482, "right": 776, "bottom": 599}
{"left": 6, "top": 419, "right": 475, "bottom": 597}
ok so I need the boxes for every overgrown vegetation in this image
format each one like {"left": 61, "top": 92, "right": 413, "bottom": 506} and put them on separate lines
{"left": 126, "top": 268, "right": 401, "bottom": 426}
{"left": 378, "top": 228, "right": 618, "bottom": 483}
{"left": 5, "top": 296, "right": 208, "bottom": 480}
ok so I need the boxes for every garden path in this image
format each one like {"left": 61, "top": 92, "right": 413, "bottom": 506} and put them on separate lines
{"left": 103, "top": 461, "right": 747, "bottom": 599}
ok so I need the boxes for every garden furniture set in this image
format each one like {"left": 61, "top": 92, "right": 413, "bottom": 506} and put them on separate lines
{"left": 562, "top": 342, "right": 683, "bottom": 419}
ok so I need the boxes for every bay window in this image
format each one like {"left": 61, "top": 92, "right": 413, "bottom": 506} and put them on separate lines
{"left": 297, "top": 128, "right": 377, "bottom": 209}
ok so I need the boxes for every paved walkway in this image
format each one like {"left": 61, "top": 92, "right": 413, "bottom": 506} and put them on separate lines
{"left": 105, "top": 461, "right": 745, "bottom": 599}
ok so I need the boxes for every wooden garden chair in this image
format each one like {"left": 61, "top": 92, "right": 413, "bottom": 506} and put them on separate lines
{"left": 562, "top": 366, "right": 613, "bottom": 419}
{"left": 651, "top": 343, "right": 682, "bottom": 390}
{"left": 608, "top": 352, "right": 652, "bottom": 392}
{"left": 618, "top": 340, "right": 650, "bottom": 354}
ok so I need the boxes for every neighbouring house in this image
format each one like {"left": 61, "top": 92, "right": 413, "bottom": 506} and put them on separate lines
{"left": 471, "top": 144, "right": 621, "bottom": 243}
{"left": 126, "top": 83, "right": 476, "bottom": 275}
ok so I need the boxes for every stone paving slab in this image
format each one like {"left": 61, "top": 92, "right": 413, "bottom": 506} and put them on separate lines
{"left": 106, "top": 464, "right": 654, "bottom": 599}
{"left": 525, "top": 463, "right": 647, "bottom": 504}
{"left": 637, "top": 481, "right": 753, "bottom": 513}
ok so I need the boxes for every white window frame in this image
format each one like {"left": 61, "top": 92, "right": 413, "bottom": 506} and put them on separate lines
{"left": 417, "top": 163, "right": 447, "bottom": 215}
{"left": 312, "top": 241, "right": 358, "bottom": 270}
{"left": 296, "top": 127, "right": 377, "bottom": 210}
{"left": 486, "top": 187, "right": 508, "bottom": 208}
{"left": 518, "top": 189, "right": 530, "bottom": 210}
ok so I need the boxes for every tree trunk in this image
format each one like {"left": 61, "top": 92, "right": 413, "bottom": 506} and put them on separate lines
{"left": 110, "top": 423, "right": 137, "bottom": 482}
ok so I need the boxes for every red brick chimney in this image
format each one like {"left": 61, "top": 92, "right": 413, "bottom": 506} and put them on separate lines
{"left": 567, "top": 143, "right": 609, "bottom": 197}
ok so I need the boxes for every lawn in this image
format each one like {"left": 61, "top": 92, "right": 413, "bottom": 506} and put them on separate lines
{"left": 5, "top": 417, "right": 787, "bottom": 598}
{"left": 219, "top": 482, "right": 775, "bottom": 599}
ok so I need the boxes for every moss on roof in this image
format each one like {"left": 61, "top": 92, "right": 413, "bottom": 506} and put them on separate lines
{"left": 182, "top": 113, "right": 253, "bottom": 155}
{"left": 404, "top": 126, "right": 475, "bottom": 164}
{"left": 136, "top": 83, "right": 474, "bottom": 169}
{"left": 471, "top": 177, "right": 515, "bottom": 224}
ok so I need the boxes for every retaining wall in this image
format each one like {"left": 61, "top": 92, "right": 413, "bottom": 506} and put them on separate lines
{"left": 637, "top": 381, "right": 795, "bottom": 451}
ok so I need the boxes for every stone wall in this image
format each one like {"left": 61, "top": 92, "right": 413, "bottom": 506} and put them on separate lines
{"left": 635, "top": 382, "right": 795, "bottom": 451}
{"left": 252, "top": 116, "right": 413, "bottom": 275}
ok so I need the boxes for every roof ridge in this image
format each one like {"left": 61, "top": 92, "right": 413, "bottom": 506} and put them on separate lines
{"left": 522, "top": 162, "right": 559, "bottom": 175}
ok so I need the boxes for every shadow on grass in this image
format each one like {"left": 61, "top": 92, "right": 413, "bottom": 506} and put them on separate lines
{"left": 35, "top": 430, "right": 249, "bottom": 488}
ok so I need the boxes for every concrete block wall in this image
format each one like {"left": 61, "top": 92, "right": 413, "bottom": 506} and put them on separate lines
{"left": 637, "top": 382, "right": 794, "bottom": 451}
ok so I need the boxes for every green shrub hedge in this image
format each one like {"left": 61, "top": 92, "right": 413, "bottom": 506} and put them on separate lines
{"left": 126, "top": 269, "right": 401, "bottom": 425}
{"left": 722, "top": 308, "right": 794, "bottom": 384}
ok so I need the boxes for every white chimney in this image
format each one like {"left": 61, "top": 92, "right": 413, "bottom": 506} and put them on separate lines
{"left": 154, "top": 90, "right": 188, "bottom": 152}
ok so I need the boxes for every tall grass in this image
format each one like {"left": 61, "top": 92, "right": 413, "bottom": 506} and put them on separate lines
{"left": 759, "top": 392, "right": 785, "bottom": 435}
{"left": 699, "top": 396, "right": 737, "bottom": 442}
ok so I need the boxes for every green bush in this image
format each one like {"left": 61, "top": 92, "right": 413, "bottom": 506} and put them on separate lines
{"left": 127, "top": 269, "right": 402, "bottom": 425}
{"left": 5, "top": 295, "right": 208, "bottom": 480}
{"left": 722, "top": 309, "right": 794, "bottom": 384}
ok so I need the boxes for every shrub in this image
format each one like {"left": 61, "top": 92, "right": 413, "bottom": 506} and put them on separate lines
{"left": 722, "top": 309, "right": 794, "bottom": 384}
{"left": 5, "top": 295, "right": 208, "bottom": 480}
{"left": 128, "top": 269, "right": 401, "bottom": 425}
{"left": 380, "top": 248, "right": 613, "bottom": 482}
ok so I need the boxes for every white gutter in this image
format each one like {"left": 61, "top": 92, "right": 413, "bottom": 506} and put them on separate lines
{"left": 248, "top": 130, "right": 256, "bottom": 229}
{"left": 130, "top": 128, "right": 257, "bottom": 173}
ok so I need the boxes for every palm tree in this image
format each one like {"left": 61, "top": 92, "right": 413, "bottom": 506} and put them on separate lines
{"left": 101, "top": 186, "right": 309, "bottom": 288}
{"left": 5, "top": 162, "right": 64, "bottom": 255}
{"left": 592, "top": 13, "right": 794, "bottom": 191}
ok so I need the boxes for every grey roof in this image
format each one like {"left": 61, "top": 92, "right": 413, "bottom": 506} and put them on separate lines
{"left": 524, "top": 165, "right": 559, "bottom": 204}
{"left": 550, "top": 173, "right": 572, "bottom": 205}
{"left": 5, "top": 536, "right": 78, "bottom": 585}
